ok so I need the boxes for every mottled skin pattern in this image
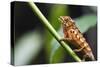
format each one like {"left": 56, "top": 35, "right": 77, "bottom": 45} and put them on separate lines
{"left": 59, "top": 16, "right": 95, "bottom": 61}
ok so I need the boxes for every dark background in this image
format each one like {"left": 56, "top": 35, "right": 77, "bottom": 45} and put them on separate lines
{"left": 11, "top": 1, "right": 97, "bottom": 65}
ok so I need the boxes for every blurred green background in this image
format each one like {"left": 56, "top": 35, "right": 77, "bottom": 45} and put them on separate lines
{"left": 11, "top": 1, "right": 97, "bottom": 65}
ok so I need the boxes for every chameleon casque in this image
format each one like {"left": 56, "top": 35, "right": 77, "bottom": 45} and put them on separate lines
{"left": 59, "top": 16, "right": 95, "bottom": 61}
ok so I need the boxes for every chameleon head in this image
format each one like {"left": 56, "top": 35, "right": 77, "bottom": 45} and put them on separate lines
{"left": 59, "top": 16, "right": 75, "bottom": 27}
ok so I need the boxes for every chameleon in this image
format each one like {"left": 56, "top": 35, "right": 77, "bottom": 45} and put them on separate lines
{"left": 59, "top": 16, "right": 95, "bottom": 61}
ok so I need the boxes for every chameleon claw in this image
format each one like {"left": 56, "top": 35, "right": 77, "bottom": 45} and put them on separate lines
{"left": 82, "top": 54, "right": 88, "bottom": 61}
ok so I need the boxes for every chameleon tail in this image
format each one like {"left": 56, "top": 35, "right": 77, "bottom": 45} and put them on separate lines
{"left": 89, "top": 52, "right": 95, "bottom": 61}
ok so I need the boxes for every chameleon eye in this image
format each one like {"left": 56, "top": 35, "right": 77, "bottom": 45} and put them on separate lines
{"left": 72, "top": 30, "right": 75, "bottom": 33}
{"left": 70, "top": 29, "right": 75, "bottom": 33}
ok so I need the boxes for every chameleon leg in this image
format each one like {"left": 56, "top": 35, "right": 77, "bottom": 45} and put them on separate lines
{"left": 73, "top": 42, "right": 88, "bottom": 52}
{"left": 60, "top": 38, "right": 72, "bottom": 41}
{"left": 73, "top": 46, "right": 85, "bottom": 52}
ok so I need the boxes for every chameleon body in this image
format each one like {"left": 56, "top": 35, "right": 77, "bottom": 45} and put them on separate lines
{"left": 59, "top": 16, "right": 95, "bottom": 61}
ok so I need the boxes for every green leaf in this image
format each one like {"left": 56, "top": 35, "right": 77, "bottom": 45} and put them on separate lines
{"left": 14, "top": 31, "right": 43, "bottom": 65}
{"left": 48, "top": 4, "right": 69, "bottom": 30}
{"left": 50, "top": 42, "right": 65, "bottom": 63}
{"left": 75, "top": 14, "right": 97, "bottom": 33}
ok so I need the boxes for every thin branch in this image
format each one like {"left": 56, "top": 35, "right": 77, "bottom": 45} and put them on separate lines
{"left": 28, "top": 1, "right": 81, "bottom": 62}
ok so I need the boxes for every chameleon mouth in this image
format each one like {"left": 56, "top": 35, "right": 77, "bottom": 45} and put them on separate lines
{"left": 59, "top": 16, "right": 71, "bottom": 23}
{"left": 58, "top": 16, "right": 65, "bottom": 23}
{"left": 59, "top": 16, "right": 65, "bottom": 21}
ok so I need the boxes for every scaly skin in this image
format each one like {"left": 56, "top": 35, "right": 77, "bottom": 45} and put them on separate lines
{"left": 59, "top": 16, "right": 95, "bottom": 61}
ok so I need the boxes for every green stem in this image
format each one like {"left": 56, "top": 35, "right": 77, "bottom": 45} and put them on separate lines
{"left": 28, "top": 1, "right": 81, "bottom": 62}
